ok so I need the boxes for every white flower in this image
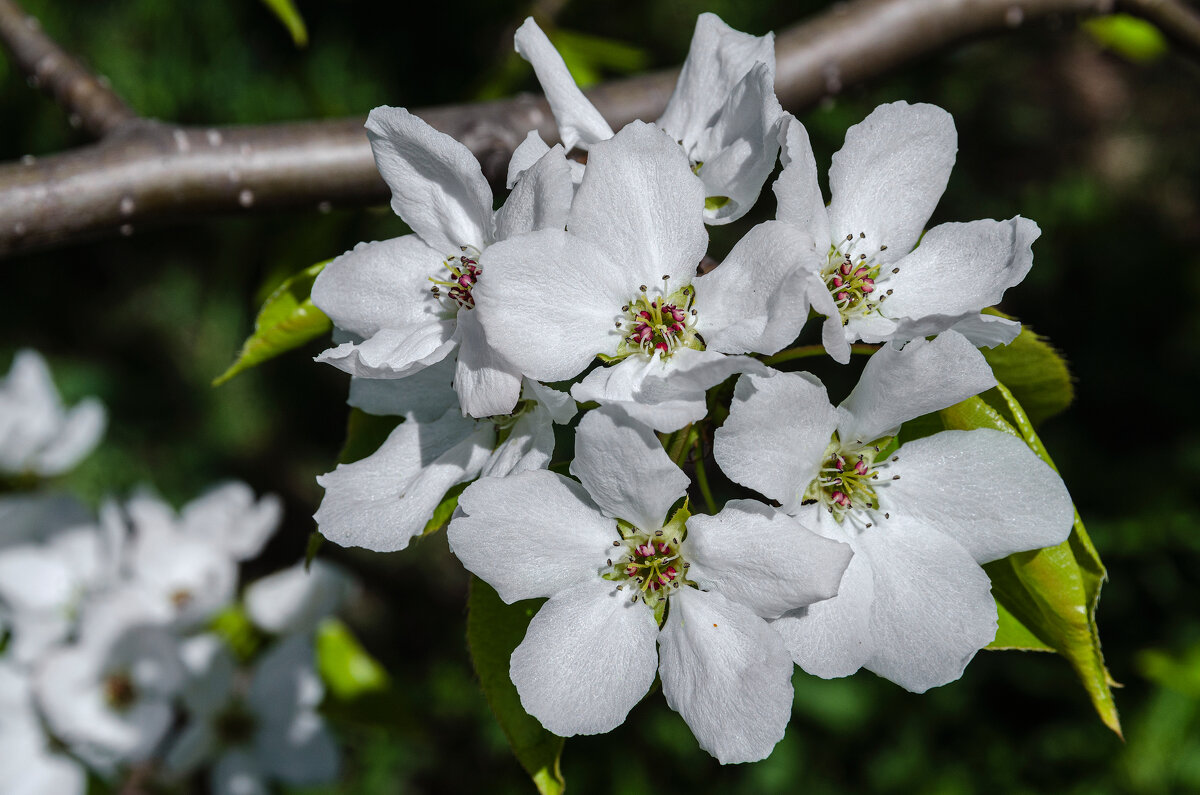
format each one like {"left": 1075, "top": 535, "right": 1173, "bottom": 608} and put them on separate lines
{"left": 0, "top": 661, "right": 87, "bottom": 795}
{"left": 178, "top": 482, "right": 282, "bottom": 563}
{"left": 165, "top": 634, "right": 338, "bottom": 792}
{"left": 0, "top": 350, "right": 106, "bottom": 477}
{"left": 311, "top": 109, "right": 574, "bottom": 417}
{"left": 515, "top": 13, "right": 782, "bottom": 224}
{"left": 447, "top": 408, "right": 851, "bottom": 763}
{"left": 475, "top": 121, "right": 815, "bottom": 432}
{"left": 714, "top": 331, "right": 1075, "bottom": 691}
{"left": 773, "top": 104, "right": 1040, "bottom": 363}
{"left": 245, "top": 559, "right": 355, "bottom": 636}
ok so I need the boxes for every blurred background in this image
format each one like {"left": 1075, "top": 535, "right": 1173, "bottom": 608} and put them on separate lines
{"left": 2, "top": 0, "right": 1199, "bottom": 792}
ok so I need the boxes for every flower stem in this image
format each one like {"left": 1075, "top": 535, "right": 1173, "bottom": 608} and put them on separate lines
{"left": 692, "top": 437, "right": 717, "bottom": 515}
{"left": 666, "top": 424, "right": 694, "bottom": 466}
{"left": 760, "top": 343, "right": 878, "bottom": 366}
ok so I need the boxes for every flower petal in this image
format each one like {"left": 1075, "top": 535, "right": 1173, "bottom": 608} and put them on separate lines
{"left": 837, "top": 331, "right": 996, "bottom": 445}
{"left": 510, "top": 578, "right": 658, "bottom": 736}
{"left": 453, "top": 310, "right": 523, "bottom": 418}
{"left": 314, "top": 409, "right": 493, "bottom": 552}
{"left": 567, "top": 121, "right": 707, "bottom": 290}
{"left": 245, "top": 560, "right": 355, "bottom": 635}
{"left": 494, "top": 143, "right": 574, "bottom": 241}
{"left": 773, "top": 113, "right": 830, "bottom": 248}
{"left": 714, "top": 371, "right": 838, "bottom": 513}
{"left": 570, "top": 407, "right": 688, "bottom": 531}
{"left": 514, "top": 18, "right": 613, "bottom": 152}
{"left": 33, "top": 397, "right": 106, "bottom": 476}
{"left": 881, "top": 429, "right": 1074, "bottom": 564}
{"left": 315, "top": 320, "right": 457, "bottom": 380}
{"left": 658, "top": 587, "right": 793, "bottom": 764}
{"left": 506, "top": 130, "right": 550, "bottom": 189}
{"left": 448, "top": 471, "right": 614, "bottom": 602}
{"left": 684, "top": 499, "right": 852, "bottom": 618}
{"left": 365, "top": 106, "right": 494, "bottom": 252}
{"left": 347, "top": 355, "right": 458, "bottom": 421}
{"left": 827, "top": 102, "right": 956, "bottom": 264}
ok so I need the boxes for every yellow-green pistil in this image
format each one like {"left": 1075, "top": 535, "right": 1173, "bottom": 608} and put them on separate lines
{"left": 803, "top": 434, "right": 900, "bottom": 524}
{"left": 603, "top": 510, "right": 694, "bottom": 624}
{"left": 823, "top": 233, "right": 898, "bottom": 324}
{"left": 613, "top": 275, "right": 703, "bottom": 361}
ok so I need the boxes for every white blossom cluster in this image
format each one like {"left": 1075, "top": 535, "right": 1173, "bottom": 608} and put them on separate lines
{"left": 310, "top": 14, "right": 1076, "bottom": 764}
{"left": 0, "top": 353, "right": 350, "bottom": 794}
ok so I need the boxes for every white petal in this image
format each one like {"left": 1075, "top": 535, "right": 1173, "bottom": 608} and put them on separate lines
{"left": 684, "top": 500, "right": 851, "bottom": 618}
{"left": 164, "top": 722, "right": 218, "bottom": 777}
{"left": 494, "top": 144, "right": 574, "bottom": 240}
{"left": 177, "top": 634, "right": 236, "bottom": 716}
{"left": 310, "top": 236, "right": 445, "bottom": 339}
{"left": 880, "top": 217, "right": 1041, "bottom": 322}
{"left": 315, "top": 320, "right": 457, "bottom": 379}
{"left": 453, "top": 310, "right": 523, "bottom": 418}
{"left": 510, "top": 578, "right": 658, "bottom": 736}
{"left": 314, "top": 409, "right": 493, "bottom": 552}
{"left": 348, "top": 355, "right": 458, "bottom": 421}
{"left": 773, "top": 114, "right": 830, "bottom": 248}
{"left": 714, "top": 371, "right": 838, "bottom": 513}
{"left": 570, "top": 407, "right": 688, "bottom": 531}
{"left": 213, "top": 749, "right": 269, "bottom": 795}
{"left": 658, "top": 587, "right": 793, "bottom": 764}
{"left": 944, "top": 312, "right": 1022, "bottom": 348}
{"left": 479, "top": 404, "right": 554, "bottom": 479}
{"left": 513, "top": 18, "right": 613, "bottom": 152}
{"left": 806, "top": 276, "right": 854, "bottom": 364}
{"left": 827, "top": 102, "right": 957, "bottom": 263}
{"left": 567, "top": 121, "right": 707, "bottom": 290}
{"left": 523, "top": 379, "right": 578, "bottom": 425}
{"left": 694, "top": 220, "right": 818, "bottom": 354}
{"left": 180, "top": 482, "right": 282, "bottom": 562}
{"left": 245, "top": 560, "right": 355, "bottom": 635}
{"left": 473, "top": 229, "right": 626, "bottom": 381}
{"left": 836, "top": 331, "right": 996, "bottom": 444}
{"left": 365, "top": 106, "right": 494, "bottom": 252}
{"left": 448, "top": 471, "right": 613, "bottom": 602}
{"left": 33, "top": 397, "right": 106, "bottom": 476}
{"left": 881, "top": 429, "right": 1074, "bottom": 564}
{"left": 506, "top": 130, "right": 551, "bottom": 189}
{"left": 858, "top": 514, "right": 998, "bottom": 692}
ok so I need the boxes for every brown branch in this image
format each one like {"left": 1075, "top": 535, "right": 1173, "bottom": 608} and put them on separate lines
{"left": 3, "top": 0, "right": 1200, "bottom": 258}
{"left": 0, "top": 0, "right": 137, "bottom": 138}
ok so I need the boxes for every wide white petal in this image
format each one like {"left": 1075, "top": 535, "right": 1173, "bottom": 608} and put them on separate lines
{"left": 453, "top": 310, "right": 523, "bottom": 418}
{"left": 524, "top": 379, "right": 578, "bottom": 425}
{"left": 180, "top": 482, "right": 282, "bottom": 562}
{"left": 827, "top": 102, "right": 957, "bottom": 264}
{"left": 479, "top": 403, "right": 554, "bottom": 479}
{"left": 837, "top": 331, "right": 996, "bottom": 445}
{"left": 513, "top": 18, "right": 613, "bottom": 152}
{"left": 944, "top": 312, "right": 1022, "bottom": 348}
{"left": 33, "top": 397, "right": 106, "bottom": 476}
{"left": 774, "top": 114, "right": 830, "bottom": 248}
{"left": 310, "top": 236, "right": 444, "bottom": 339}
{"left": 694, "top": 220, "right": 818, "bottom": 354}
{"left": 567, "top": 121, "right": 707, "bottom": 290}
{"left": 448, "top": 471, "right": 614, "bottom": 602}
{"left": 494, "top": 143, "right": 574, "bottom": 241}
{"left": 365, "top": 106, "right": 494, "bottom": 252}
{"left": 684, "top": 500, "right": 851, "bottom": 618}
{"left": 245, "top": 559, "right": 355, "bottom": 635}
{"left": 714, "top": 371, "right": 838, "bottom": 513}
{"left": 510, "top": 578, "right": 658, "bottom": 736}
{"left": 658, "top": 587, "right": 793, "bottom": 764}
{"left": 314, "top": 409, "right": 493, "bottom": 552}
{"left": 315, "top": 320, "right": 457, "bottom": 380}
{"left": 506, "top": 130, "right": 551, "bottom": 189}
{"left": 570, "top": 407, "right": 688, "bottom": 531}
{"left": 473, "top": 229, "right": 627, "bottom": 381}
{"left": 177, "top": 633, "right": 236, "bottom": 717}
{"left": 881, "top": 429, "right": 1074, "bottom": 564}
{"left": 348, "top": 355, "right": 458, "bottom": 421}
{"left": 858, "top": 514, "right": 998, "bottom": 692}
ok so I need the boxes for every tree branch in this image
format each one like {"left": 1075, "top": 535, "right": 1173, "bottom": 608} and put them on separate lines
{"left": 0, "top": 0, "right": 137, "bottom": 138}
{"left": 2, "top": 0, "right": 1199, "bottom": 257}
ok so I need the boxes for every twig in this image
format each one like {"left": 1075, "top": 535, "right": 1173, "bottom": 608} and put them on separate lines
{"left": 3, "top": 0, "right": 1200, "bottom": 257}
{"left": 0, "top": 0, "right": 137, "bottom": 138}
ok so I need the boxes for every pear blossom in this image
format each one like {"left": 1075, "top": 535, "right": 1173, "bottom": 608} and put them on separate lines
{"left": 772, "top": 104, "right": 1040, "bottom": 363}
{"left": 0, "top": 662, "right": 87, "bottom": 795}
{"left": 245, "top": 559, "right": 355, "bottom": 636}
{"left": 0, "top": 349, "right": 106, "bottom": 477}
{"left": 714, "top": 332, "right": 1075, "bottom": 691}
{"left": 474, "top": 120, "right": 817, "bottom": 432}
{"left": 447, "top": 408, "right": 851, "bottom": 763}
{"left": 515, "top": 13, "right": 782, "bottom": 224}
{"left": 311, "top": 108, "right": 574, "bottom": 418}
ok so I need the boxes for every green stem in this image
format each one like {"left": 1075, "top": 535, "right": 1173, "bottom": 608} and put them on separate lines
{"left": 665, "top": 424, "right": 693, "bottom": 465}
{"left": 693, "top": 437, "right": 717, "bottom": 515}
{"left": 760, "top": 343, "right": 878, "bottom": 366}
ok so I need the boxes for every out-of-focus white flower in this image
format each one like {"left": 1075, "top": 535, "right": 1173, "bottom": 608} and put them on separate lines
{"left": 448, "top": 408, "right": 851, "bottom": 763}
{"left": 772, "top": 105, "right": 1039, "bottom": 363}
{"left": 245, "top": 559, "right": 355, "bottom": 636}
{"left": 475, "top": 121, "right": 816, "bottom": 432}
{"left": 714, "top": 332, "right": 1075, "bottom": 691}
{"left": 0, "top": 350, "right": 106, "bottom": 477}
{"left": 311, "top": 109, "right": 574, "bottom": 418}
{"left": 179, "top": 482, "right": 282, "bottom": 563}
{"left": 0, "top": 661, "right": 87, "bottom": 795}
{"left": 516, "top": 13, "right": 782, "bottom": 224}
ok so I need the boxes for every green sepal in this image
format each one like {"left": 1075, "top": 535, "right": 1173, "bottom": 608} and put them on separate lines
{"left": 213, "top": 260, "right": 331, "bottom": 386}
{"left": 466, "top": 577, "right": 565, "bottom": 795}
{"left": 259, "top": 0, "right": 308, "bottom": 47}
{"left": 981, "top": 310, "right": 1074, "bottom": 427}
{"left": 940, "top": 386, "right": 1120, "bottom": 737}
{"left": 704, "top": 195, "right": 731, "bottom": 211}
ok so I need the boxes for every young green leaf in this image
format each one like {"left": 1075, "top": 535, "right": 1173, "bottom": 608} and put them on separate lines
{"left": 213, "top": 260, "right": 331, "bottom": 386}
{"left": 260, "top": 0, "right": 309, "bottom": 47}
{"left": 940, "top": 388, "right": 1120, "bottom": 737}
{"left": 980, "top": 313, "right": 1074, "bottom": 427}
{"left": 316, "top": 618, "right": 390, "bottom": 701}
{"left": 467, "top": 576, "right": 565, "bottom": 795}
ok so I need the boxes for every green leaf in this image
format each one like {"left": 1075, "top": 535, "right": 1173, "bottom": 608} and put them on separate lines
{"left": 549, "top": 28, "right": 650, "bottom": 88}
{"left": 260, "top": 0, "right": 309, "bottom": 47}
{"left": 940, "top": 388, "right": 1120, "bottom": 736}
{"left": 467, "top": 576, "right": 565, "bottom": 795}
{"left": 316, "top": 618, "right": 390, "bottom": 701}
{"left": 304, "top": 530, "right": 325, "bottom": 571}
{"left": 980, "top": 312, "right": 1074, "bottom": 427}
{"left": 213, "top": 260, "right": 331, "bottom": 386}
{"left": 422, "top": 482, "right": 467, "bottom": 537}
{"left": 704, "top": 195, "right": 731, "bottom": 211}
{"left": 210, "top": 605, "right": 265, "bottom": 662}
{"left": 1083, "top": 14, "right": 1167, "bottom": 63}
{"left": 337, "top": 408, "right": 401, "bottom": 465}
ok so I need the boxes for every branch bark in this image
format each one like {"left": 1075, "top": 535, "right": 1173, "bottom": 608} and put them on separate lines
{"left": 1, "top": 0, "right": 1198, "bottom": 257}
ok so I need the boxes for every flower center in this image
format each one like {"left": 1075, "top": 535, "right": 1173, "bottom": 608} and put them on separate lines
{"left": 429, "top": 245, "right": 482, "bottom": 311}
{"left": 822, "top": 233, "right": 897, "bottom": 324}
{"left": 802, "top": 433, "right": 899, "bottom": 525}
{"left": 603, "top": 519, "right": 693, "bottom": 622}
{"left": 613, "top": 275, "right": 703, "bottom": 360}
{"left": 104, "top": 671, "right": 137, "bottom": 711}
{"left": 214, "top": 700, "right": 258, "bottom": 746}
